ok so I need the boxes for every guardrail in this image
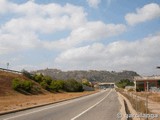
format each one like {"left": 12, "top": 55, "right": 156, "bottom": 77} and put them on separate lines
{"left": 0, "top": 67, "right": 22, "bottom": 74}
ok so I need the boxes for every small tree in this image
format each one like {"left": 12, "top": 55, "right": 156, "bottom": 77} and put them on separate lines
{"left": 43, "top": 76, "right": 52, "bottom": 85}
{"left": 12, "top": 78, "right": 21, "bottom": 90}
{"left": 82, "top": 79, "right": 91, "bottom": 87}
{"left": 40, "top": 81, "right": 49, "bottom": 90}
{"left": 116, "top": 79, "right": 134, "bottom": 88}
{"left": 50, "top": 80, "right": 64, "bottom": 92}
{"left": 33, "top": 74, "right": 43, "bottom": 83}
{"left": 21, "top": 81, "right": 33, "bottom": 92}
{"left": 64, "top": 79, "right": 83, "bottom": 92}
{"left": 12, "top": 78, "right": 33, "bottom": 92}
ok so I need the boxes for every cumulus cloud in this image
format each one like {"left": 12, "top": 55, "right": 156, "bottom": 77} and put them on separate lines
{"left": 0, "top": 0, "right": 126, "bottom": 54}
{"left": 86, "top": 0, "right": 101, "bottom": 8}
{"left": 43, "top": 22, "right": 126, "bottom": 50}
{"left": 54, "top": 33, "right": 160, "bottom": 75}
{"left": 125, "top": 3, "right": 160, "bottom": 25}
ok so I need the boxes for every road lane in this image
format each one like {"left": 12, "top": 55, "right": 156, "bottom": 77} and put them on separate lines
{"left": 0, "top": 89, "right": 121, "bottom": 120}
{"left": 74, "top": 89, "right": 121, "bottom": 120}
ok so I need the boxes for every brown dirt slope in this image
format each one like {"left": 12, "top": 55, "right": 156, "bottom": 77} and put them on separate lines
{"left": 0, "top": 70, "right": 47, "bottom": 96}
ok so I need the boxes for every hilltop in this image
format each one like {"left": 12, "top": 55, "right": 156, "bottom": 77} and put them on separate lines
{"left": 32, "top": 69, "right": 140, "bottom": 82}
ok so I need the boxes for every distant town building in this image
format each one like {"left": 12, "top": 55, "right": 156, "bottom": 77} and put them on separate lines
{"left": 134, "top": 76, "right": 160, "bottom": 92}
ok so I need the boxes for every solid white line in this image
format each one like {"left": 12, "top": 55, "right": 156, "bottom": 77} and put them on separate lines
{"left": 3, "top": 91, "right": 103, "bottom": 120}
{"left": 3, "top": 101, "right": 71, "bottom": 120}
{"left": 71, "top": 89, "right": 112, "bottom": 120}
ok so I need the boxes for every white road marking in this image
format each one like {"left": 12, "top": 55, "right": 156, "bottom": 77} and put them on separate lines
{"left": 2, "top": 91, "right": 104, "bottom": 120}
{"left": 71, "top": 89, "right": 112, "bottom": 120}
{"left": 3, "top": 100, "right": 72, "bottom": 120}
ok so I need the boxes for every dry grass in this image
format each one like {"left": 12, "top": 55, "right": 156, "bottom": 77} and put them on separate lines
{"left": 0, "top": 71, "right": 46, "bottom": 96}
{"left": 116, "top": 88, "right": 150, "bottom": 114}
{"left": 0, "top": 91, "right": 97, "bottom": 113}
{"left": 0, "top": 71, "right": 98, "bottom": 113}
{"left": 133, "top": 92, "right": 160, "bottom": 103}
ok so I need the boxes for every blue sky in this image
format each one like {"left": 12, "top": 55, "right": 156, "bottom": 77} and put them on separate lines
{"left": 0, "top": 0, "right": 160, "bottom": 75}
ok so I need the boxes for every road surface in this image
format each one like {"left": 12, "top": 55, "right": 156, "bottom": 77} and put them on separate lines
{"left": 0, "top": 89, "right": 121, "bottom": 120}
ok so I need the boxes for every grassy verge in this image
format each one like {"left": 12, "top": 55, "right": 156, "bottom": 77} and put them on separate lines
{"left": 116, "top": 88, "right": 150, "bottom": 114}
{"left": 132, "top": 92, "right": 160, "bottom": 103}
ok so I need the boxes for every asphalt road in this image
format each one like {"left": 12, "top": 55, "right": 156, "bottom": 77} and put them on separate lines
{"left": 0, "top": 89, "right": 121, "bottom": 120}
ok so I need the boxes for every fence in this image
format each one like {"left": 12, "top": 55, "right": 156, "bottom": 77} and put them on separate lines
{"left": 0, "top": 67, "right": 22, "bottom": 74}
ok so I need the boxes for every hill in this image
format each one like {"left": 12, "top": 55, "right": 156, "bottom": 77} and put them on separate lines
{"left": 32, "top": 69, "right": 139, "bottom": 82}
{"left": 0, "top": 70, "right": 47, "bottom": 96}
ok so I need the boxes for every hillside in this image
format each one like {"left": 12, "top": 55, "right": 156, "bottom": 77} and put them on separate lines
{"left": 0, "top": 70, "right": 47, "bottom": 96}
{"left": 32, "top": 69, "right": 140, "bottom": 82}
{"left": 0, "top": 70, "right": 97, "bottom": 113}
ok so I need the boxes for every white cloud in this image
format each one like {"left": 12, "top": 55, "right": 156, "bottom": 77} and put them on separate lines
{"left": 43, "top": 22, "right": 126, "bottom": 50}
{"left": 54, "top": 33, "right": 160, "bottom": 75}
{"left": 125, "top": 3, "right": 160, "bottom": 26}
{"left": 0, "top": 0, "right": 126, "bottom": 54}
{"left": 86, "top": 0, "right": 101, "bottom": 8}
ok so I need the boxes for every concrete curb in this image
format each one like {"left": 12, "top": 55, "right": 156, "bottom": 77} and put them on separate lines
{"left": 117, "top": 92, "right": 127, "bottom": 120}
{"left": 118, "top": 92, "right": 140, "bottom": 120}
{"left": 0, "top": 91, "right": 97, "bottom": 116}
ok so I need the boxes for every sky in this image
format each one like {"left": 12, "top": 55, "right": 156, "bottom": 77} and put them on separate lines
{"left": 0, "top": 0, "right": 160, "bottom": 76}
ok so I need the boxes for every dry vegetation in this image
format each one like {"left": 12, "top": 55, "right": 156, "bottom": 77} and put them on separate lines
{"left": 0, "top": 70, "right": 97, "bottom": 114}
{"left": 133, "top": 92, "right": 160, "bottom": 103}
{"left": 0, "top": 71, "right": 45, "bottom": 96}
{"left": 116, "top": 88, "right": 150, "bottom": 114}
{"left": 0, "top": 91, "right": 97, "bottom": 113}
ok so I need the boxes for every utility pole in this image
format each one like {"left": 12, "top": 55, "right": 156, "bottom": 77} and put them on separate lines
{"left": 146, "top": 82, "right": 149, "bottom": 120}
{"left": 6, "top": 62, "right": 9, "bottom": 69}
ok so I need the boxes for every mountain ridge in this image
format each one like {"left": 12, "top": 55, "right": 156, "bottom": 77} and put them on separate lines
{"left": 32, "top": 69, "right": 140, "bottom": 82}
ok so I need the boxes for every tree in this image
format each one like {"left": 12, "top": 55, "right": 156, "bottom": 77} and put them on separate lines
{"left": 33, "top": 74, "right": 43, "bottom": 83}
{"left": 49, "top": 80, "right": 64, "bottom": 92}
{"left": 82, "top": 79, "right": 91, "bottom": 87}
{"left": 64, "top": 79, "right": 83, "bottom": 92}
{"left": 116, "top": 79, "right": 134, "bottom": 88}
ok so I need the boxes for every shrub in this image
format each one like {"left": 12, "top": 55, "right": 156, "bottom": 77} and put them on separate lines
{"left": 21, "top": 80, "right": 33, "bottom": 92}
{"left": 33, "top": 74, "right": 43, "bottom": 83}
{"left": 40, "top": 81, "right": 49, "bottom": 90}
{"left": 12, "top": 78, "right": 33, "bottom": 92}
{"left": 64, "top": 79, "right": 83, "bottom": 92}
{"left": 49, "top": 80, "right": 64, "bottom": 92}
{"left": 43, "top": 76, "right": 52, "bottom": 85}
{"left": 12, "top": 78, "right": 21, "bottom": 90}
{"left": 82, "top": 79, "right": 91, "bottom": 87}
{"left": 116, "top": 79, "right": 134, "bottom": 88}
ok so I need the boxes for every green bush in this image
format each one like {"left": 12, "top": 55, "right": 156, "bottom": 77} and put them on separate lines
{"left": 12, "top": 78, "right": 33, "bottom": 92}
{"left": 40, "top": 81, "right": 49, "bottom": 90}
{"left": 49, "top": 80, "right": 64, "bottom": 92}
{"left": 116, "top": 79, "right": 134, "bottom": 88}
{"left": 12, "top": 78, "right": 21, "bottom": 90}
{"left": 43, "top": 76, "right": 52, "bottom": 85}
{"left": 64, "top": 79, "right": 83, "bottom": 92}
{"left": 21, "top": 81, "right": 33, "bottom": 92}
{"left": 33, "top": 74, "right": 43, "bottom": 83}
